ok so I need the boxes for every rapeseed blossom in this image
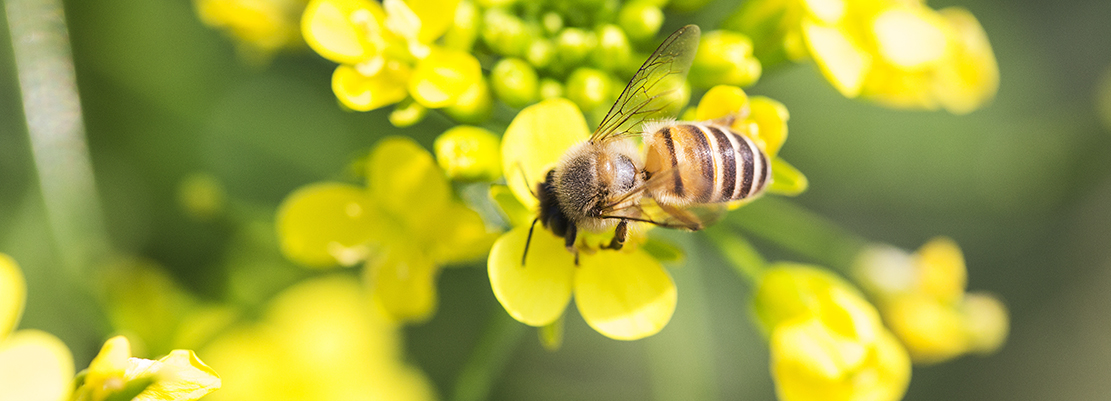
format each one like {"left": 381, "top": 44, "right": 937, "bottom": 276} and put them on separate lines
{"left": 726, "top": 0, "right": 998, "bottom": 113}
{"left": 277, "top": 136, "right": 497, "bottom": 322}
{"left": 194, "top": 0, "right": 309, "bottom": 63}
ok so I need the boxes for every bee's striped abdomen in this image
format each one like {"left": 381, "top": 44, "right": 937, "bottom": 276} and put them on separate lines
{"left": 644, "top": 123, "right": 770, "bottom": 206}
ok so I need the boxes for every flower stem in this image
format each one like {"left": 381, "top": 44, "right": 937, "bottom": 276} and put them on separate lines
{"left": 704, "top": 226, "right": 766, "bottom": 285}
{"left": 726, "top": 197, "right": 867, "bottom": 274}
{"left": 451, "top": 308, "right": 527, "bottom": 401}
{"left": 5, "top": 0, "right": 110, "bottom": 275}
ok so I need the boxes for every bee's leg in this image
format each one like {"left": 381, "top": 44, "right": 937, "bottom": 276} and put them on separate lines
{"left": 603, "top": 219, "right": 628, "bottom": 250}
{"left": 564, "top": 224, "right": 580, "bottom": 266}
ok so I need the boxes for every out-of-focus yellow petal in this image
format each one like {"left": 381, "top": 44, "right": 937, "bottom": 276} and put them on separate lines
{"left": 0, "top": 330, "right": 74, "bottom": 401}
{"left": 409, "top": 48, "right": 482, "bottom": 108}
{"left": 302, "top": 0, "right": 385, "bottom": 64}
{"left": 574, "top": 250, "right": 676, "bottom": 341}
{"left": 695, "top": 85, "right": 749, "bottom": 122}
{"left": 0, "top": 253, "right": 25, "bottom": 338}
{"left": 501, "top": 98, "right": 590, "bottom": 209}
{"left": 913, "top": 237, "right": 967, "bottom": 303}
{"left": 404, "top": 0, "right": 460, "bottom": 42}
{"left": 488, "top": 227, "right": 576, "bottom": 327}
{"left": 933, "top": 7, "right": 998, "bottom": 114}
{"left": 127, "top": 350, "right": 221, "bottom": 401}
{"left": 872, "top": 7, "right": 948, "bottom": 70}
{"left": 276, "top": 182, "right": 378, "bottom": 268}
{"left": 367, "top": 136, "right": 451, "bottom": 229}
{"left": 883, "top": 294, "right": 966, "bottom": 364}
{"left": 802, "top": 19, "right": 871, "bottom": 98}
{"left": 801, "top": 0, "right": 845, "bottom": 25}
{"left": 961, "top": 292, "right": 1009, "bottom": 355}
{"left": 332, "top": 62, "right": 412, "bottom": 111}
{"left": 78, "top": 336, "right": 135, "bottom": 401}
{"left": 770, "top": 317, "right": 856, "bottom": 400}
{"left": 430, "top": 203, "right": 498, "bottom": 264}
{"left": 365, "top": 241, "right": 440, "bottom": 323}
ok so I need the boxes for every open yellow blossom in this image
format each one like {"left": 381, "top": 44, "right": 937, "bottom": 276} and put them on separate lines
{"left": 0, "top": 254, "right": 75, "bottom": 401}
{"left": 72, "top": 336, "right": 221, "bottom": 401}
{"left": 277, "top": 136, "right": 497, "bottom": 322}
{"left": 195, "top": 0, "right": 309, "bottom": 63}
{"left": 753, "top": 264, "right": 911, "bottom": 401}
{"left": 302, "top": 0, "right": 482, "bottom": 113}
{"left": 726, "top": 0, "right": 998, "bottom": 114}
{"left": 853, "top": 237, "right": 1010, "bottom": 364}
{"left": 200, "top": 275, "right": 435, "bottom": 401}
{"left": 488, "top": 98, "right": 677, "bottom": 341}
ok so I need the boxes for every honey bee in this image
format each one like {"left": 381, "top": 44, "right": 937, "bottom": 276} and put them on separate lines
{"left": 525, "top": 24, "right": 771, "bottom": 263}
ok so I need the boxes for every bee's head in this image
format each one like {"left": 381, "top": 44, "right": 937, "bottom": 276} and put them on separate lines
{"left": 551, "top": 141, "right": 641, "bottom": 229}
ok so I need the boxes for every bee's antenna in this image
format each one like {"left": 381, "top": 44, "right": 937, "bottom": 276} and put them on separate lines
{"left": 521, "top": 217, "right": 540, "bottom": 266}
{"left": 515, "top": 162, "right": 538, "bottom": 199}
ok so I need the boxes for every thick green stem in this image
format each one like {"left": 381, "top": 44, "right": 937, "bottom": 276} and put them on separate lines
{"left": 726, "top": 197, "right": 868, "bottom": 274}
{"left": 6, "top": 0, "right": 110, "bottom": 275}
{"left": 451, "top": 309, "right": 526, "bottom": 401}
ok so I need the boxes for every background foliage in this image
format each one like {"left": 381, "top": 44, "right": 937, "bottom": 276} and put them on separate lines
{"left": 3, "top": 0, "right": 1111, "bottom": 399}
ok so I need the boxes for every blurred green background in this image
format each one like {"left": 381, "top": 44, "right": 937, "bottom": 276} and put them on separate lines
{"left": 3, "top": 0, "right": 1111, "bottom": 399}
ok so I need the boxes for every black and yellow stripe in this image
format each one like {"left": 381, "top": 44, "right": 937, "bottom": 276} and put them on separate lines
{"left": 644, "top": 123, "right": 770, "bottom": 206}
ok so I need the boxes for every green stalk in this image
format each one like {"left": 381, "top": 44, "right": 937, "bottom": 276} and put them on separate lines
{"left": 705, "top": 225, "right": 767, "bottom": 285}
{"left": 726, "top": 197, "right": 867, "bottom": 274}
{"left": 5, "top": 0, "right": 110, "bottom": 275}
{"left": 451, "top": 309, "right": 526, "bottom": 401}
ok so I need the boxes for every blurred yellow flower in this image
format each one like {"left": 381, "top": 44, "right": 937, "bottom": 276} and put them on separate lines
{"left": 853, "top": 237, "right": 1009, "bottom": 364}
{"left": 753, "top": 264, "right": 911, "bottom": 401}
{"left": 302, "top": 0, "right": 483, "bottom": 114}
{"left": 1, "top": 254, "right": 75, "bottom": 401}
{"left": 73, "top": 336, "right": 221, "bottom": 401}
{"left": 194, "top": 0, "right": 309, "bottom": 63}
{"left": 200, "top": 275, "right": 436, "bottom": 401}
{"left": 727, "top": 0, "right": 998, "bottom": 114}
{"left": 488, "top": 98, "right": 677, "bottom": 341}
{"left": 277, "top": 136, "right": 497, "bottom": 322}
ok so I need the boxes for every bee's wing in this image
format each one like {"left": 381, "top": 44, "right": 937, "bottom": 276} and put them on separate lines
{"left": 589, "top": 25, "right": 701, "bottom": 144}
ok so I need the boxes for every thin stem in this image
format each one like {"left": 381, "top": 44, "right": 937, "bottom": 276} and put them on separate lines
{"left": 451, "top": 309, "right": 526, "bottom": 401}
{"left": 6, "top": 0, "right": 110, "bottom": 275}
{"left": 704, "top": 226, "right": 766, "bottom": 285}
{"left": 727, "top": 197, "right": 867, "bottom": 274}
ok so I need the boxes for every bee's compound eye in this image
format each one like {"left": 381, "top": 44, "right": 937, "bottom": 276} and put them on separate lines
{"left": 614, "top": 154, "right": 637, "bottom": 192}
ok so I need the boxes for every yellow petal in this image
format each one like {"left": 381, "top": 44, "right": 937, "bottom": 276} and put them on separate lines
{"left": 872, "top": 7, "right": 948, "bottom": 70}
{"left": 961, "top": 292, "right": 1009, "bottom": 355}
{"left": 488, "top": 227, "right": 576, "bottom": 327}
{"left": 405, "top": 0, "right": 459, "bottom": 42}
{"left": 0, "top": 253, "right": 26, "bottom": 338}
{"left": 933, "top": 7, "right": 998, "bottom": 114}
{"left": 695, "top": 85, "right": 749, "bottom": 122}
{"left": 367, "top": 136, "right": 451, "bottom": 229}
{"left": 0, "top": 330, "right": 74, "bottom": 401}
{"left": 802, "top": 19, "right": 871, "bottom": 98}
{"left": 332, "top": 62, "right": 411, "bottom": 111}
{"left": 429, "top": 202, "right": 498, "bottom": 264}
{"left": 128, "top": 350, "right": 221, "bottom": 401}
{"left": 276, "top": 182, "right": 378, "bottom": 268}
{"left": 500, "top": 98, "right": 590, "bottom": 209}
{"left": 302, "top": 0, "right": 385, "bottom": 64}
{"left": 883, "top": 294, "right": 967, "bottom": 364}
{"left": 574, "top": 250, "right": 676, "bottom": 340}
{"left": 913, "top": 236, "right": 967, "bottom": 303}
{"left": 365, "top": 241, "right": 440, "bottom": 323}
{"left": 747, "top": 96, "right": 789, "bottom": 157}
{"left": 409, "top": 48, "right": 482, "bottom": 108}
{"left": 768, "top": 157, "right": 809, "bottom": 196}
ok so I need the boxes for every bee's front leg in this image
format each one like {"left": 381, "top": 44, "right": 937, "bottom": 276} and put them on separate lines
{"left": 603, "top": 219, "right": 628, "bottom": 250}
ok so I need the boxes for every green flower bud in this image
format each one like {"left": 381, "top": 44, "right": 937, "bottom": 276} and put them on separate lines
{"left": 443, "top": 77, "right": 494, "bottom": 124}
{"left": 526, "top": 39, "right": 556, "bottom": 69}
{"left": 444, "top": 0, "right": 481, "bottom": 51}
{"left": 556, "top": 28, "right": 598, "bottom": 68}
{"left": 482, "top": 8, "right": 530, "bottom": 57}
{"left": 435, "top": 126, "right": 503, "bottom": 182}
{"left": 539, "top": 78, "right": 564, "bottom": 100}
{"left": 592, "top": 24, "right": 632, "bottom": 73}
{"left": 492, "top": 58, "right": 540, "bottom": 108}
{"left": 619, "top": 1, "right": 664, "bottom": 43}
{"left": 177, "top": 173, "right": 226, "bottom": 220}
{"left": 565, "top": 67, "right": 612, "bottom": 112}
{"left": 542, "top": 12, "right": 563, "bottom": 36}
{"left": 389, "top": 98, "right": 428, "bottom": 127}
{"left": 690, "top": 30, "right": 762, "bottom": 88}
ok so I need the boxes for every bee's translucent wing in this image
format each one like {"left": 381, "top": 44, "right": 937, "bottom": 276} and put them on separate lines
{"left": 599, "top": 166, "right": 726, "bottom": 231}
{"left": 590, "top": 25, "right": 701, "bottom": 144}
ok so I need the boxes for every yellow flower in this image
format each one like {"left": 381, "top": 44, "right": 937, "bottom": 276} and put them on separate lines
{"left": 194, "top": 0, "right": 309, "bottom": 64}
{"left": 487, "top": 98, "right": 677, "bottom": 341}
{"left": 0, "top": 253, "right": 75, "bottom": 401}
{"left": 753, "top": 264, "right": 911, "bottom": 401}
{"left": 73, "top": 336, "right": 221, "bottom": 401}
{"left": 302, "top": 0, "right": 483, "bottom": 113}
{"left": 853, "top": 237, "right": 1010, "bottom": 364}
{"left": 727, "top": 0, "right": 998, "bottom": 114}
{"left": 200, "top": 275, "right": 435, "bottom": 401}
{"left": 277, "top": 136, "right": 497, "bottom": 322}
